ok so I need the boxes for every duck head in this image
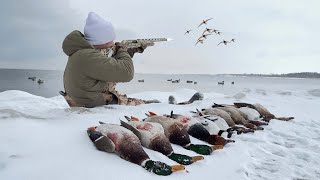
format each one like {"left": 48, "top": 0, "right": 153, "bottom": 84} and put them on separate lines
{"left": 144, "top": 160, "right": 185, "bottom": 176}
{"left": 168, "top": 153, "right": 204, "bottom": 165}
{"left": 184, "top": 144, "right": 223, "bottom": 155}
{"left": 207, "top": 135, "right": 235, "bottom": 146}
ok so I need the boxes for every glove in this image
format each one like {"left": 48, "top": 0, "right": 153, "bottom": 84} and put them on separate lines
{"left": 127, "top": 40, "right": 154, "bottom": 57}
{"left": 112, "top": 42, "right": 127, "bottom": 56}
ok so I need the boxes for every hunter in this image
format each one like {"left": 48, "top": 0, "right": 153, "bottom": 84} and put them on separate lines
{"left": 62, "top": 12, "right": 202, "bottom": 108}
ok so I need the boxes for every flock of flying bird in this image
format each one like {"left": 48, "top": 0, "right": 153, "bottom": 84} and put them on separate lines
{"left": 184, "top": 18, "right": 235, "bottom": 46}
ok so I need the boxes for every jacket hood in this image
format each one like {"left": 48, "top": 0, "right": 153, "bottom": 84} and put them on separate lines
{"left": 62, "top": 30, "right": 93, "bottom": 56}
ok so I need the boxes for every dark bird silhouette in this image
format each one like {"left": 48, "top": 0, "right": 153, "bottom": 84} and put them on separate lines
{"left": 184, "top": 30, "right": 192, "bottom": 35}
{"left": 37, "top": 79, "right": 44, "bottom": 84}
{"left": 230, "top": 38, "right": 235, "bottom": 42}
{"left": 198, "top": 18, "right": 213, "bottom": 27}
{"left": 195, "top": 39, "right": 204, "bottom": 46}
{"left": 217, "top": 40, "right": 230, "bottom": 46}
{"left": 198, "top": 33, "right": 213, "bottom": 40}
{"left": 202, "top": 28, "right": 214, "bottom": 35}
{"left": 28, "top": 77, "right": 36, "bottom": 81}
{"left": 212, "top": 29, "right": 219, "bottom": 34}
{"left": 216, "top": 31, "right": 221, "bottom": 35}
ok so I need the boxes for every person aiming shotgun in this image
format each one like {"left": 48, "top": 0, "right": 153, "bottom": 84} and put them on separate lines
{"left": 61, "top": 12, "right": 202, "bottom": 108}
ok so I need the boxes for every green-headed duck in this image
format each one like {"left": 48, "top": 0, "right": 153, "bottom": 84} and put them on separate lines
{"left": 141, "top": 113, "right": 223, "bottom": 155}
{"left": 160, "top": 111, "right": 235, "bottom": 146}
{"left": 87, "top": 124, "right": 185, "bottom": 176}
{"left": 121, "top": 118, "right": 204, "bottom": 165}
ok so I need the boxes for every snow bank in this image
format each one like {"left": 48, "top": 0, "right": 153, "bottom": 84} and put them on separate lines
{"left": 0, "top": 89, "right": 319, "bottom": 180}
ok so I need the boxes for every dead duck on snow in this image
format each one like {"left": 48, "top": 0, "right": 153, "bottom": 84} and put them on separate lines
{"left": 190, "top": 109, "right": 234, "bottom": 138}
{"left": 211, "top": 103, "right": 269, "bottom": 127}
{"left": 87, "top": 123, "right": 185, "bottom": 176}
{"left": 234, "top": 102, "right": 294, "bottom": 122}
{"left": 211, "top": 104, "right": 262, "bottom": 131}
{"left": 200, "top": 108, "right": 255, "bottom": 134}
{"left": 213, "top": 103, "right": 268, "bottom": 129}
{"left": 146, "top": 111, "right": 231, "bottom": 147}
{"left": 141, "top": 113, "right": 222, "bottom": 155}
{"left": 161, "top": 111, "right": 235, "bottom": 146}
{"left": 235, "top": 106, "right": 269, "bottom": 126}
{"left": 121, "top": 117, "right": 204, "bottom": 165}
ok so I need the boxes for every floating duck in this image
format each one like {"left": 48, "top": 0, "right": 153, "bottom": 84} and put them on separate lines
{"left": 231, "top": 81, "right": 235, "bottom": 85}
{"left": 121, "top": 119, "right": 204, "bottom": 165}
{"left": 167, "top": 79, "right": 172, "bottom": 81}
{"left": 171, "top": 79, "right": 180, "bottom": 83}
{"left": 186, "top": 80, "right": 193, "bottom": 83}
{"left": 191, "top": 109, "right": 234, "bottom": 138}
{"left": 142, "top": 114, "right": 222, "bottom": 155}
{"left": 160, "top": 111, "right": 235, "bottom": 146}
{"left": 87, "top": 124, "right": 184, "bottom": 176}
{"left": 218, "top": 81, "right": 224, "bottom": 85}
{"left": 138, "top": 79, "right": 144, "bottom": 82}
{"left": 37, "top": 79, "right": 44, "bottom": 84}
{"left": 28, "top": 77, "right": 36, "bottom": 81}
{"left": 234, "top": 103, "right": 294, "bottom": 122}
{"left": 194, "top": 82, "right": 197, "bottom": 84}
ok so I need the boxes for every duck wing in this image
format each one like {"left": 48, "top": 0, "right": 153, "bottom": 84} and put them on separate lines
{"left": 120, "top": 120, "right": 143, "bottom": 140}
{"left": 234, "top": 102, "right": 257, "bottom": 110}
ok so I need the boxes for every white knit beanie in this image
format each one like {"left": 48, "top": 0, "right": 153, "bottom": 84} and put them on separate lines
{"left": 84, "top": 12, "right": 116, "bottom": 45}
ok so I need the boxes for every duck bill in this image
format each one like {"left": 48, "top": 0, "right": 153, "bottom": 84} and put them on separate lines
{"left": 211, "top": 145, "right": 224, "bottom": 151}
{"left": 171, "top": 165, "right": 185, "bottom": 172}
{"left": 130, "top": 116, "right": 140, "bottom": 121}
{"left": 192, "top": 156, "right": 204, "bottom": 162}
{"left": 87, "top": 126, "right": 96, "bottom": 131}
{"left": 148, "top": 111, "right": 157, "bottom": 116}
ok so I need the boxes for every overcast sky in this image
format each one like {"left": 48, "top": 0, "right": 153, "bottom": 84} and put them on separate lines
{"left": 1, "top": 0, "right": 319, "bottom": 74}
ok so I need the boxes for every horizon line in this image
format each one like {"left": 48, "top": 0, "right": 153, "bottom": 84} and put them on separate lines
{"left": 0, "top": 68, "right": 319, "bottom": 75}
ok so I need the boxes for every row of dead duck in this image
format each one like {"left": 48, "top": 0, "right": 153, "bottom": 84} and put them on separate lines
{"left": 87, "top": 102, "right": 294, "bottom": 176}
{"left": 28, "top": 77, "right": 44, "bottom": 84}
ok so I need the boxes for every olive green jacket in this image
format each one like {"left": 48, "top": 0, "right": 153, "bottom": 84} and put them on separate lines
{"left": 62, "top": 30, "right": 134, "bottom": 107}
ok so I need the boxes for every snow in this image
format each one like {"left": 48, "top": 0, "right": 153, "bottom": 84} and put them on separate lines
{"left": 1, "top": 88, "right": 320, "bottom": 180}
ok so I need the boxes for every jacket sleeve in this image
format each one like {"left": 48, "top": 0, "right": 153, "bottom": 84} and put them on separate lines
{"left": 82, "top": 48, "right": 134, "bottom": 82}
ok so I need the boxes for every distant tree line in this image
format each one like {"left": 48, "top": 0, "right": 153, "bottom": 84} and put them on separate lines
{"left": 222, "top": 72, "right": 320, "bottom": 79}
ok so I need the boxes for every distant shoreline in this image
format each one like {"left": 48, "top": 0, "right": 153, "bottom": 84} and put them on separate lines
{"left": 0, "top": 68, "right": 319, "bottom": 78}
{"left": 218, "top": 72, "right": 320, "bottom": 79}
